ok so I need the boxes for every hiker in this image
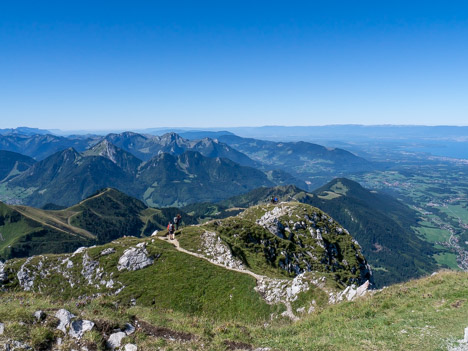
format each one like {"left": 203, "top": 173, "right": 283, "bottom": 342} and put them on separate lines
{"left": 174, "top": 214, "right": 182, "bottom": 230}
{"left": 167, "top": 221, "right": 175, "bottom": 240}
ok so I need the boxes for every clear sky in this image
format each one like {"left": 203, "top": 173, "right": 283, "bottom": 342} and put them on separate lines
{"left": 1, "top": 1, "right": 467, "bottom": 130}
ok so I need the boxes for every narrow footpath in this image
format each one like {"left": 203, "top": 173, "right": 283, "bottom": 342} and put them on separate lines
{"left": 157, "top": 234, "right": 298, "bottom": 321}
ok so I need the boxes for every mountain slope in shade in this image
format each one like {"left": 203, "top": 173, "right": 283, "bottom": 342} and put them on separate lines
{"left": 138, "top": 151, "right": 274, "bottom": 207}
{"left": 0, "top": 150, "right": 36, "bottom": 181}
{"left": 0, "top": 133, "right": 98, "bottom": 160}
{"left": 217, "top": 134, "right": 375, "bottom": 189}
{"left": 6, "top": 148, "right": 134, "bottom": 207}
{"left": 0, "top": 143, "right": 277, "bottom": 208}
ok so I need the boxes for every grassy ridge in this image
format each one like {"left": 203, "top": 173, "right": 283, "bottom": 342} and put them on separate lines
{"left": 0, "top": 188, "right": 194, "bottom": 260}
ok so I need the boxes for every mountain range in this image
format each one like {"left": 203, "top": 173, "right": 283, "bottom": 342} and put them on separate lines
{"left": 0, "top": 140, "right": 278, "bottom": 207}
{"left": 0, "top": 131, "right": 372, "bottom": 191}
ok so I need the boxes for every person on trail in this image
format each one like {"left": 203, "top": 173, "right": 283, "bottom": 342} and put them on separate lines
{"left": 174, "top": 214, "right": 182, "bottom": 230}
{"left": 167, "top": 221, "right": 175, "bottom": 240}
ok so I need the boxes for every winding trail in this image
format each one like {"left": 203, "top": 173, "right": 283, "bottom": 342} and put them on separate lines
{"left": 157, "top": 234, "right": 298, "bottom": 321}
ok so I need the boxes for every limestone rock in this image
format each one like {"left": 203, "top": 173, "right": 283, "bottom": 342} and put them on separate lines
{"left": 256, "top": 206, "right": 289, "bottom": 239}
{"left": 117, "top": 246, "right": 154, "bottom": 271}
{"left": 124, "top": 344, "right": 138, "bottom": 351}
{"left": 0, "top": 261, "right": 7, "bottom": 283}
{"left": 55, "top": 309, "right": 75, "bottom": 333}
{"left": 101, "top": 248, "right": 116, "bottom": 256}
{"left": 107, "top": 331, "right": 126, "bottom": 350}
{"left": 81, "top": 252, "right": 99, "bottom": 284}
{"left": 201, "top": 231, "right": 245, "bottom": 270}
{"left": 0, "top": 322, "right": 4, "bottom": 335}
{"left": 69, "top": 320, "right": 95, "bottom": 339}
{"left": 465, "top": 327, "right": 468, "bottom": 343}
{"left": 34, "top": 310, "right": 46, "bottom": 322}
{"left": 17, "top": 258, "right": 35, "bottom": 291}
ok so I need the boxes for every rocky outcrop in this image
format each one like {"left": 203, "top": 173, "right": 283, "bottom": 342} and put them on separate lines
{"left": 255, "top": 273, "right": 325, "bottom": 305}
{"left": 201, "top": 231, "right": 245, "bottom": 270}
{"left": 117, "top": 243, "right": 156, "bottom": 271}
{"left": 328, "top": 280, "right": 370, "bottom": 304}
{"left": 56, "top": 309, "right": 75, "bottom": 333}
{"left": 0, "top": 261, "right": 7, "bottom": 283}
{"left": 256, "top": 206, "right": 288, "bottom": 239}
{"left": 81, "top": 252, "right": 99, "bottom": 284}
{"left": 100, "top": 247, "right": 116, "bottom": 256}
{"left": 17, "top": 258, "right": 35, "bottom": 291}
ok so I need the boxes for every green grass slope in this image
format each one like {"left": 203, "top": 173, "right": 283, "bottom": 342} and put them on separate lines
{"left": 0, "top": 237, "right": 465, "bottom": 350}
{"left": 179, "top": 202, "right": 372, "bottom": 286}
{"left": 0, "top": 188, "right": 194, "bottom": 260}
{"left": 189, "top": 181, "right": 438, "bottom": 287}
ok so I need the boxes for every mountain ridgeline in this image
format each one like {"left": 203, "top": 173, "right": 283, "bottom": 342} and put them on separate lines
{"left": 1, "top": 142, "right": 278, "bottom": 208}
{"left": 0, "top": 188, "right": 194, "bottom": 260}
{"left": 184, "top": 179, "right": 438, "bottom": 287}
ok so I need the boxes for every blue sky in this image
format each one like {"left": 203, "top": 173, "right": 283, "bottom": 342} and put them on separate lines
{"left": 1, "top": 1, "right": 467, "bottom": 130}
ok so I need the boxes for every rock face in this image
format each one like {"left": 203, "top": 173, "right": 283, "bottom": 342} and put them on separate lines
{"left": 201, "top": 231, "right": 245, "bottom": 270}
{"left": 255, "top": 273, "right": 322, "bottom": 304}
{"left": 328, "top": 280, "right": 371, "bottom": 304}
{"left": 117, "top": 244, "right": 155, "bottom": 271}
{"left": 17, "top": 258, "right": 35, "bottom": 291}
{"left": 256, "top": 206, "right": 288, "bottom": 239}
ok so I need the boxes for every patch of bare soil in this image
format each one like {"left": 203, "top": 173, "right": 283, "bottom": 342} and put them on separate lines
{"left": 136, "top": 319, "right": 194, "bottom": 341}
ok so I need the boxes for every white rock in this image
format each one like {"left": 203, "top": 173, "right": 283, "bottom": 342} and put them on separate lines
{"left": 117, "top": 247, "right": 154, "bottom": 271}
{"left": 0, "top": 322, "right": 4, "bottom": 335}
{"left": 55, "top": 309, "right": 75, "bottom": 333}
{"left": 107, "top": 331, "right": 126, "bottom": 350}
{"left": 356, "top": 280, "right": 370, "bottom": 298}
{"left": 124, "top": 344, "right": 138, "bottom": 351}
{"left": 0, "top": 261, "right": 7, "bottom": 282}
{"left": 69, "top": 320, "right": 94, "bottom": 339}
{"left": 151, "top": 230, "right": 159, "bottom": 237}
{"left": 17, "top": 259, "right": 35, "bottom": 291}
{"left": 464, "top": 327, "right": 468, "bottom": 343}
{"left": 73, "top": 247, "right": 87, "bottom": 255}
{"left": 34, "top": 310, "right": 46, "bottom": 322}
{"left": 101, "top": 248, "right": 116, "bottom": 256}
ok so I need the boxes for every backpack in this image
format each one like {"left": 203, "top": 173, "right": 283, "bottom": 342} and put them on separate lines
{"left": 173, "top": 216, "right": 178, "bottom": 224}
